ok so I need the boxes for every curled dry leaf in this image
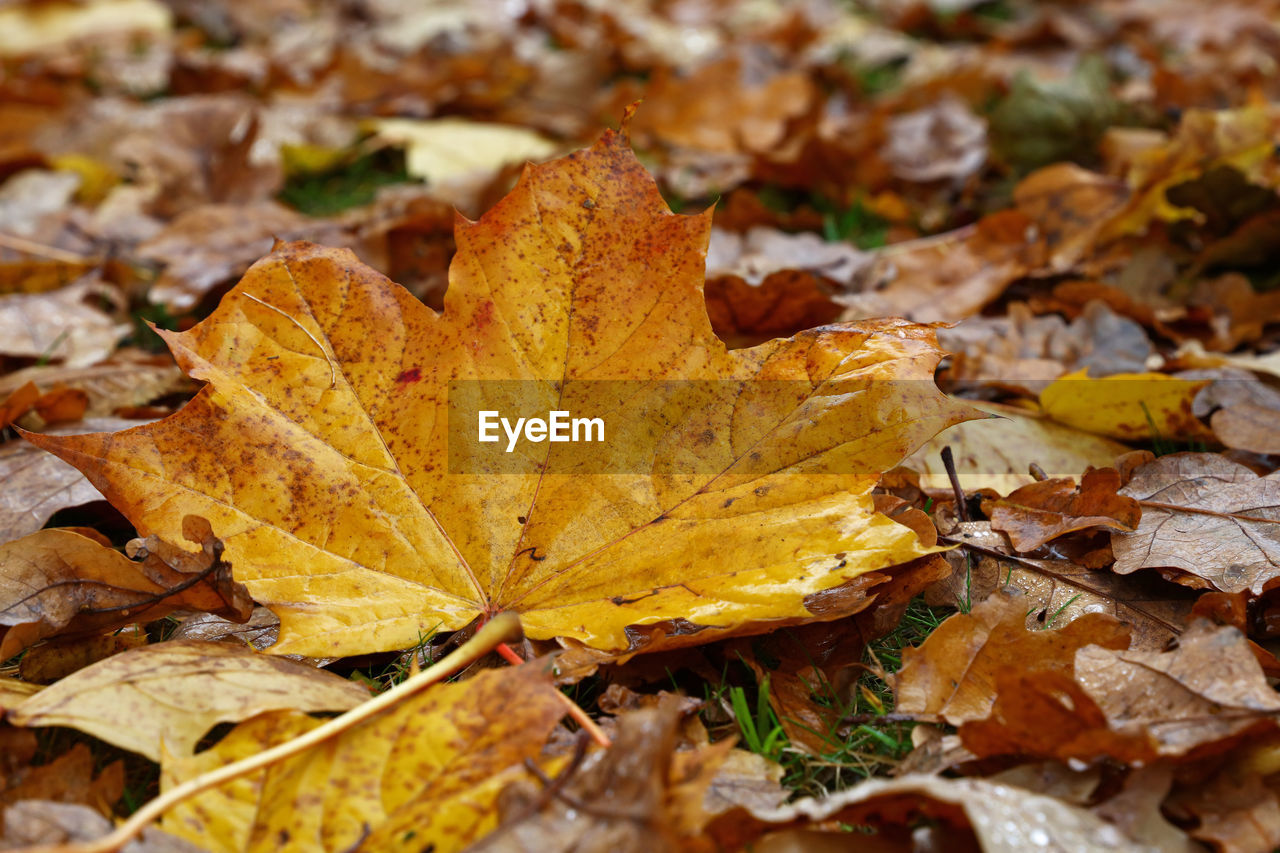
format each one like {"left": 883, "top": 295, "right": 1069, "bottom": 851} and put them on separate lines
{"left": 961, "top": 621, "right": 1280, "bottom": 764}
{"left": 160, "top": 661, "right": 565, "bottom": 853}
{"left": 985, "top": 468, "right": 1141, "bottom": 552}
{"left": 0, "top": 276, "right": 129, "bottom": 368}
{"left": 29, "top": 130, "right": 977, "bottom": 658}
{"left": 479, "top": 704, "right": 732, "bottom": 853}
{"left": 2, "top": 800, "right": 200, "bottom": 853}
{"left": 893, "top": 591, "right": 1130, "bottom": 726}
{"left": 704, "top": 773, "right": 1162, "bottom": 853}
{"left": 0, "top": 417, "right": 148, "bottom": 542}
{"left": 882, "top": 95, "right": 987, "bottom": 183}
{"left": 1112, "top": 452, "right": 1280, "bottom": 594}
{"left": 0, "top": 356, "right": 191, "bottom": 423}
{"left": 0, "top": 516, "right": 251, "bottom": 659}
{"left": 926, "top": 522, "right": 1192, "bottom": 651}
{"left": 7, "top": 639, "right": 369, "bottom": 762}
{"left": 0, "top": 732, "right": 123, "bottom": 819}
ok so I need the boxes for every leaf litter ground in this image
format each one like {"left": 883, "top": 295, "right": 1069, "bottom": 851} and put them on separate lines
{"left": 5, "top": 1, "right": 1280, "bottom": 850}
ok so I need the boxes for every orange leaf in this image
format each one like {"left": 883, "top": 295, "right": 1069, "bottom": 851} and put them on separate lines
{"left": 27, "top": 130, "right": 978, "bottom": 657}
{"left": 986, "top": 468, "right": 1142, "bottom": 552}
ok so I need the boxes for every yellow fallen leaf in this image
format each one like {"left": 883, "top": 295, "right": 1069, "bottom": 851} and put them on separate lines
{"left": 8, "top": 640, "right": 369, "bottom": 761}
{"left": 365, "top": 117, "right": 559, "bottom": 206}
{"left": 0, "top": 0, "right": 171, "bottom": 57}
{"left": 1103, "top": 107, "right": 1280, "bottom": 239}
{"left": 29, "top": 129, "right": 978, "bottom": 657}
{"left": 1039, "top": 370, "right": 1213, "bottom": 443}
{"left": 160, "top": 661, "right": 565, "bottom": 853}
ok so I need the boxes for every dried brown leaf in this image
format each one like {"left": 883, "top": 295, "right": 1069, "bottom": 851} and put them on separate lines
{"left": 7, "top": 639, "right": 368, "bottom": 761}
{"left": 1112, "top": 453, "right": 1280, "bottom": 594}
{"left": 986, "top": 468, "right": 1141, "bottom": 552}
{"left": 894, "top": 590, "right": 1130, "bottom": 725}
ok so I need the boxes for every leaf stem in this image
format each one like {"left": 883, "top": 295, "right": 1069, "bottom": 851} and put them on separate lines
{"left": 23, "top": 614, "right": 524, "bottom": 853}
{"left": 496, "top": 641, "right": 611, "bottom": 749}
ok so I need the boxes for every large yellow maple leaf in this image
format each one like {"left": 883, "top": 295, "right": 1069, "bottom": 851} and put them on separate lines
{"left": 28, "top": 130, "right": 976, "bottom": 657}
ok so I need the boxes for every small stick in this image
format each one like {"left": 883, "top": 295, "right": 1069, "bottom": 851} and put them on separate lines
{"left": 839, "top": 712, "right": 926, "bottom": 726}
{"left": 241, "top": 292, "right": 338, "bottom": 389}
{"left": 0, "top": 232, "right": 93, "bottom": 264}
{"left": 940, "top": 446, "right": 968, "bottom": 522}
{"left": 23, "top": 614, "right": 524, "bottom": 853}
{"left": 497, "top": 642, "right": 611, "bottom": 749}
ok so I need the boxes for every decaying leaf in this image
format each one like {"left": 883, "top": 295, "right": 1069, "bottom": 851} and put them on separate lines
{"left": 161, "top": 660, "right": 565, "bottom": 853}
{"left": 0, "top": 417, "right": 147, "bottom": 543}
{"left": 893, "top": 591, "right": 1130, "bottom": 726}
{"left": 961, "top": 621, "right": 1280, "bottom": 764}
{"left": 0, "top": 276, "right": 129, "bottom": 368}
{"left": 0, "top": 730, "right": 123, "bottom": 818}
{"left": 479, "top": 704, "right": 732, "bottom": 852}
{"left": 7, "top": 639, "right": 369, "bottom": 761}
{"left": 0, "top": 517, "right": 251, "bottom": 658}
{"left": 925, "top": 522, "right": 1193, "bottom": 651}
{"left": 29, "top": 130, "right": 977, "bottom": 658}
{"left": 138, "top": 200, "right": 348, "bottom": 311}
{"left": 18, "top": 628, "right": 148, "bottom": 683}
{"left": 705, "top": 772, "right": 1170, "bottom": 852}
{"left": 840, "top": 213, "right": 1030, "bottom": 323}
{"left": 985, "top": 468, "right": 1141, "bottom": 552}
{"left": 1112, "top": 453, "right": 1280, "bottom": 594}
{"left": 2, "top": 800, "right": 199, "bottom": 853}
{"left": 1074, "top": 621, "right": 1280, "bottom": 756}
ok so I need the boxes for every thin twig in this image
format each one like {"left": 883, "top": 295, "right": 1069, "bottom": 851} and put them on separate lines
{"left": 497, "top": 642, "right": 611, "bottom": 748}
{"left": 0, "top": 232, "right": 93, "bottom": 264}
{"left": 940, "top": 446, "right": 968, "bottom": 522}
{"left": 22, "top": 614, "right": 524, "bottom": 853}
{"left": 241, "top": 292, "right": 337, "bottom": 389}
